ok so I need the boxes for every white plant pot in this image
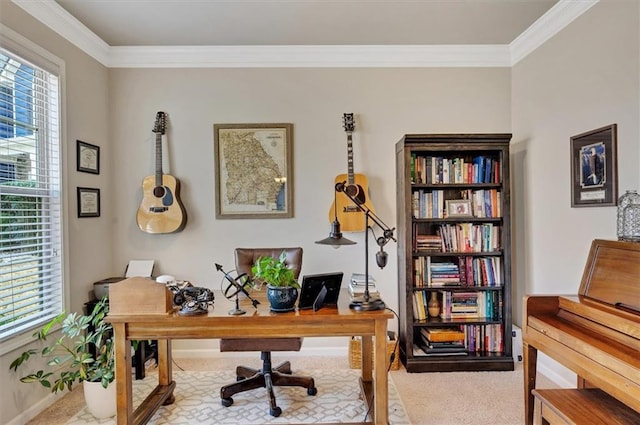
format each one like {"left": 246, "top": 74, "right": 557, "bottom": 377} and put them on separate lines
{"left": 83, "top": 380, "right": 116, "bottom": 419}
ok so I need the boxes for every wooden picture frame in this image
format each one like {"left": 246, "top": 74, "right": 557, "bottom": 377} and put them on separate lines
{"left": 570, "top": 124, "right": 618, "bottom": 207}
{"left": 77, "top": 187, "right": 100, "bottom": 217}
{"left": 76, "top": 140, "right": 100, "bottom": 174}
{"left": 214, "top": 123, "right": 293, "bottom": 218}
{"left": 446, "top": 199, "right": 473, "bottom": 218}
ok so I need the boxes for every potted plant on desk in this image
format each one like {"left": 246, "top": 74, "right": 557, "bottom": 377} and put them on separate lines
{"left": 252, "top": 251, "right": 300, "bottom": 312}
{"left": 9, "top": 297, "right": 117, "bottom": 419}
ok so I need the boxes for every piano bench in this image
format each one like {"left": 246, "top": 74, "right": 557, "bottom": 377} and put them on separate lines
{"left": 532, "top": 388, "right": 640, "bottom": 425}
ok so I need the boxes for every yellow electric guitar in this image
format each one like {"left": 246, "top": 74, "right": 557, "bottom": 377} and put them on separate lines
{"left": 329, "top": 113, "right": 375, "bottom": 232}
{"left": 136, "top": 111, "right": 187, "bottom": 234}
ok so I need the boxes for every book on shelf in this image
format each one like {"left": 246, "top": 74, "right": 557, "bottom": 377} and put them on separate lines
{"left": 420, "top": 327, "right": 465, "bottom": 342}
{"left": 414, "top": 343, "right": 467, "bottom": 356}
{"left": 419, "top": 340, "right": 467, "bottom": 354}
{"left": 440, "top": 291, "right": 483, "bottom": 319}
{"left": 423, "top": 340, "right": 466, "bottom": 349}
{"left": 464, "top": 323, "right": 504, "bottom": 354}
{"left": 415, "top": 234, "right": 442, "bottom": 251}
{"left": 412, "top": 291, "right": 426, "bottom": 321}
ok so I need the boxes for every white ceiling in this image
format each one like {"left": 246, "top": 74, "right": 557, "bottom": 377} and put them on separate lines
{"left": 12, "top": 0, "right": 598, "bottom": 67}
{"left": 54, "top": 0, "right": 558, "bottom": 46}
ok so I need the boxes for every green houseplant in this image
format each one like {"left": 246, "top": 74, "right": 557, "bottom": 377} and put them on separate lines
{"left": 9, "top": 297, "right": 117, "bottom": 418}
{"left": 252, "top": 251, "right": 300, "bottom": 311}
{"left": 251, "top": 251, "right": 300, "bottom": 289}
{"left": 9, "top": 296, "right": 114, "bottom": 391}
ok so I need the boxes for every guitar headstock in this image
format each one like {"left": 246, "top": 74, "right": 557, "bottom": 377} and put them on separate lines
{"left": 342, "top": 113, "right": 355, "bottom": 133}
{"left": 153, "top": 111, "right": 167, "bottom": 135}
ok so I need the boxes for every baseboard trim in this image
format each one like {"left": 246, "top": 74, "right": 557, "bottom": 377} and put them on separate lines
{"left": 5, "top": 391, "right": 66, "bottom": 425}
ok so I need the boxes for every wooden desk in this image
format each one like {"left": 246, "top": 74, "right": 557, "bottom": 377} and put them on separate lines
{"left": 107, "top": 289, "right": 393, "bottom": 425}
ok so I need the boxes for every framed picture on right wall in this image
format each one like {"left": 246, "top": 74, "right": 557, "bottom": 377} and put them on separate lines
{"left": 570, "top": 124, "right": 618, "bottom": 207}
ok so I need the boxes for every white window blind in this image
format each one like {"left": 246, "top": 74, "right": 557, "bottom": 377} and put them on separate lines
{"left": 0, "top": 43, "right": 63, "bottom": 341}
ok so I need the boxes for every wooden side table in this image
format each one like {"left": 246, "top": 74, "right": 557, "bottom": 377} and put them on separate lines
{"left": 532, "top": 388, "right": 640, "bottom": 425}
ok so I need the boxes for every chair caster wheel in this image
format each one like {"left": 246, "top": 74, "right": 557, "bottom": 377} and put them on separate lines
{"left": 308, "top": 387, "right": 317, "bottom": 396}
{"left": 270, "top": 406, "right": 282, "bottom": 417}
{"left": 221, "top": 397, "right": 233, "bottom": 407}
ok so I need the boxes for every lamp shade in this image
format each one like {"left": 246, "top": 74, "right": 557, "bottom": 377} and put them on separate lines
{"left": 315, "top": 219, "right": 356, "bottom": 246}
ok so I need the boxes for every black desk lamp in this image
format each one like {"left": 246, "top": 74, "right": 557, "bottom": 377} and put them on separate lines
{"left": 315, "top": 183, "right": 357, "bottom": 246}
{"left": 316, "top": 182, "right": 396, "bottom": 311}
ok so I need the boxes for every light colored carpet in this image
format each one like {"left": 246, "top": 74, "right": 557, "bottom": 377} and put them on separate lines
{"left": 65, "top": 369, "right": 409, "bottom": 424}
{"left": 26, "top": 356, "right": 555, "bottom": 425}
{"left": 392, "top": 364, "right": 550, "bottom": 425}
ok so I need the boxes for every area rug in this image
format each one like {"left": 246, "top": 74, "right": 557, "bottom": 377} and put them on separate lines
{"left": 66, "top": 369, "right": 410, "bottom": 424}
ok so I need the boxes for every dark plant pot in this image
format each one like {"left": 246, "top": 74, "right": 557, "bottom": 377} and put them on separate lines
{"left": 266, "top": 284, "right": 298, "bottom": 312}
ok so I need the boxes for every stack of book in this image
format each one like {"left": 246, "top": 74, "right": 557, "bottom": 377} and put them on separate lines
{"left": 440, "top": 291, "right": 479, "bottom": 319}
{"left": 429, "top": 261, "right": 461, "bottom": 286}
{"left": 417, "top": 327, "right": 466, "bottom": 356}
{"left": 415, "top": 234, "right": 442, "bottom": 252}
{"left": 349, "top": 273, "right": 379, "bottom": 297}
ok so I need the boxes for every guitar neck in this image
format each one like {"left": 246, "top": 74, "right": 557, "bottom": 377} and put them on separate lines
{"left": 346, "top": 132, "right": 355, "bottom": 185}
{"left": 155, "top": 132, "right": 163, "bottom": 187}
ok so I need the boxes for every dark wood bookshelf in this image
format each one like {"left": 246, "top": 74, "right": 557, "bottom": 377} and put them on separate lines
{"left": 396, "top": 133, "right": 514, "bottom": 373}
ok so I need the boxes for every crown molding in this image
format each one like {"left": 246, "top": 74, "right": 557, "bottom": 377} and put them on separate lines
{"left": 510, "top": 0, "right": 598, "bottom": 65}
{"left": 13, "top": 0, "right": 598, "bottom": 69}
{"left": 12, "top": 0, "right": 111, "bottom": 65}
{"left": 108, "top": 44, "right": 510, "bottom": 68}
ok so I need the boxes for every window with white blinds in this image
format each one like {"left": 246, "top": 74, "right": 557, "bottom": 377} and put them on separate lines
{"left": 0, "top": 42, "right": 63, "bottom": 341}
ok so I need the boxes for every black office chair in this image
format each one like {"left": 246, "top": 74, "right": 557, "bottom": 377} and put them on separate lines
{"left": 219, "top": 247, "right": 317, "bottom": 417}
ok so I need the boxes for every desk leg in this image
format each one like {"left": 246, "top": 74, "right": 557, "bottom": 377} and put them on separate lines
{"left": 361, "top": 335, "right": 373, "bottom": 383}
{"left": 114, "top": 323, "right": 133, "bottom": 425}
{"left": 157, "top": 339, "right": 175, "bottom": 404}
{"left": 523, "top": 342, "right": 538, "bottom": 425}
{"left": 374, "top": 319, "right": 389, "bottom": 425}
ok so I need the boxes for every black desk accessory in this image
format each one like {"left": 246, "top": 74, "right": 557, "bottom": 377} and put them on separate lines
{"left": 298, "top": 272, "right": 343, "bottom": 311}
{"left": 172, "top": 286, "right": 215, "bottom": 316}
{"left": 215, "top": 263, "right": 260, "bottom": 315}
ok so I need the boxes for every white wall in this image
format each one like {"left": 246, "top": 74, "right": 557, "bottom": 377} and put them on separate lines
{"left": 1, "top": 2, "right": 112, "bottom": 424}
{"left": 511, "top": 0, "right": 640, "bottom": 385}
{"left": 107, "top": 67, "right": 511, "bottom": 354}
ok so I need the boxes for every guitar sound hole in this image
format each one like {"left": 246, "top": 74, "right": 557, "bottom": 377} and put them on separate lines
{"left": 345, "top": 184, "right": 358, "bottom": 197}
{"left": 345, "top": 184, "right": 366, "bottom": 205}
{"left": 153, "top": 186, "right": 166, "bottom": 198}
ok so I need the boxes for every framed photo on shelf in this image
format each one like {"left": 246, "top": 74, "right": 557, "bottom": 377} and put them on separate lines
{"left": 77, "top": 187, "right": 100, "bottom": 218}
{"left": 446, "top": 199, "right": 473, "bottom": 218}
{"left": 570, "top": 124, "right": 618, "bottom": 207}
{"left": 76, "top": 140, "right": 100, "bottom": 174}
{"left": 214, "top": 123, "right": 293, "bottom": 219}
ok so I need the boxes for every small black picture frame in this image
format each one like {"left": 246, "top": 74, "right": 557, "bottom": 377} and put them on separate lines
{"left": 298, "top": 272, "right": 343, "bottom": 311}
{"left": 76, "top": 140, "right": 100, "bottom": 174}
{"left": 77, "top": 187, "right": 100, "bottom": 217}
{"left": 570, "top": 124, "right": 618, "bottom": 207}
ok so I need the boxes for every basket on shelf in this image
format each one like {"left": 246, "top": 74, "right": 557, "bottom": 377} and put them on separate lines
{"left": 348, "top": 331, "right": 400, "bottom": 371}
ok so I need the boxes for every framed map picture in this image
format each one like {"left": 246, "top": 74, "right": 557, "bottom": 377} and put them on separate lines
{"left": 214, "top": 123, "right": 293, "bottom": 218}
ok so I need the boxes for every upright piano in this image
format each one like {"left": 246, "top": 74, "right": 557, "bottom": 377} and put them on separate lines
{"left": 523, "top": 239, "right": 640, "bottom": 425}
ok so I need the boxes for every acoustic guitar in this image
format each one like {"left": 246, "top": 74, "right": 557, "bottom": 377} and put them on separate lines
{"left": 136, "top": 111, "right": 187, "bottom": 234}
{"left": 328, "top": 113, "right": 375, "bottom": 232}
